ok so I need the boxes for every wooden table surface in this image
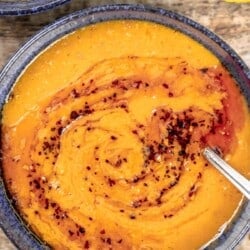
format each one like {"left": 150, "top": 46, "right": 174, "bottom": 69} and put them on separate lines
{"left": 0, "top": 0, "right": 249, "bottom": 249}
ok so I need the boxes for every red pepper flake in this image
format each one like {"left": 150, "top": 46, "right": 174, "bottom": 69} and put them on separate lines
{"left": 70, "top": 110, "right": 79, "bottom": 120}
{"left": 133, "top": 176, "right": 140, "bottom": 183}
{"left": 169, "top": 181, "right": 177, "bottom": 188}
{"left": 120, "top": 104, "right": 127, "bottom": 109}
{"left": 115, "top": 159, "right": 122, "bottom": 168}
{"left": 58, "top": 127, "right": 63, "bottom": 135}
{"left": 190, "top": 153, "right": 195, "bottom": 161}
{"left": 33, "top": 179, "right": 41, "bottom": 189}
{"left": 178, "top": 150, "right": 185, "bottom": 156}
{"left": 84, "top": 240, "right": 90, "bottom": 249}
{"left": 200, "top": 68, "right": 208, "bottom": 73}
{"left": 44, "top": 198, "right": 49, "bottom": 209}
{"left": 71, "top": 89, "right": 80, "bottom": 98}
{"left": 79, "top": 227, "right": 85, "bottom": 234}
{"left": 50, "top": 136, "right": 56, "bottom": 141}
{"left": 43, "top": 141, "right": 50, "bottom": 150}
{"left": 189, "top": 191, "right": 194, "bottom": 197}
{"left": 100, "top": 229, "right": 106, "bottom": 234}
{"left": 162, "top": 83, "right": 169, "bottom": 89}
{"left": 190, "top": 185, "right": 195, "bottom": 192}
{"left": 86, "top": 166, "right": 91, "bottom": 171}
{"left": 110, "top": 135, "right": 117, "bottom": 140}
{"left": 132, "top": 200, "right": 142, "bottom": 208}
{"left": 155, "top": 176, "right": 160, "bottom": 182}
{"left": 107, "top": 238, "right": 112, "bottom": 245}
{"left": 129, "top": 214, "right": 136, "bottom": 220}
{"left": 117, "top": 239, "right": 123, "bottom": 244}
{"left": 164, "top": 214, "right": 173, "bottom": 218}
{"left": 68, "top": 230, "right": 74, "bottom": 236}
{"left": 108, "top": 178, "right": 116, "bottom": 187}
{"left": 90, "top": 88, "right": 98, "bottom": 94}
{"left": 112, "top": 79, "right": 119, "bottom": 86}
{"left": 168, "top": 92, "right": 173, "bottom": 97}
{"left": 51, "top": 202, "right": 56, "bottom": 208}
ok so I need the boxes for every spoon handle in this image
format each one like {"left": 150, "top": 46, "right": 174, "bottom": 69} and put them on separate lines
{"left": 203, "top": 147, "right": 250, "bottom": 200}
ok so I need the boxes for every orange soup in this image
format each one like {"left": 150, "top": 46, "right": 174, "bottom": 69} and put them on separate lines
{"left": 2, "top": 20, "right": 250, "bottom": 249}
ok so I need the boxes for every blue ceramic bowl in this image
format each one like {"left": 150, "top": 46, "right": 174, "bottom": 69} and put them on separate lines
{"left": 0, "top": 4, "right": 249, "bottom": 250}
{"left": 0, "top": 0, "right": 70, "bottom": 15}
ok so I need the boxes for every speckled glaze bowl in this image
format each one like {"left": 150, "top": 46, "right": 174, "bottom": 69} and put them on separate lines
{"left": 0, "top": 4, "right": 249, "bottom": 250}
{"left": 0, "top": 0, "right": 70, "bottom": 15}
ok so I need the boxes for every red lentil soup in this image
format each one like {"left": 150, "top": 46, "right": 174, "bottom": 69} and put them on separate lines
{"left": 2, "top": 20, "right": 250, "bottom": 249}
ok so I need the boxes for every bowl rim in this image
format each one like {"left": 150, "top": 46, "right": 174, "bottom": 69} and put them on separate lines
{"left": 0, "top": 0, "right": 70, "bottom": 16}
{"left": 0, "top": 3, "right": 249, "bottom": 250}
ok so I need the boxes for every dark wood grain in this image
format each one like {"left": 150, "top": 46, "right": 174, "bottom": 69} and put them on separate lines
{"left": 0, "top": 0, "right": 249, "bottom": 249}
{"left": 0, "top": 0, "right": 249, "bottom": 70}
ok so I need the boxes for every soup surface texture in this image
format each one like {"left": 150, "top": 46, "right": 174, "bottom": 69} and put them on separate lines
{"left": 2, "top": 20, "right": 250, "bottom": 250}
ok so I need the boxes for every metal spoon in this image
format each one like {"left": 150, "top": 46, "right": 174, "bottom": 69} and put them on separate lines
{"left": 203, "top": 147, "right": 250, "bottom": 200}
